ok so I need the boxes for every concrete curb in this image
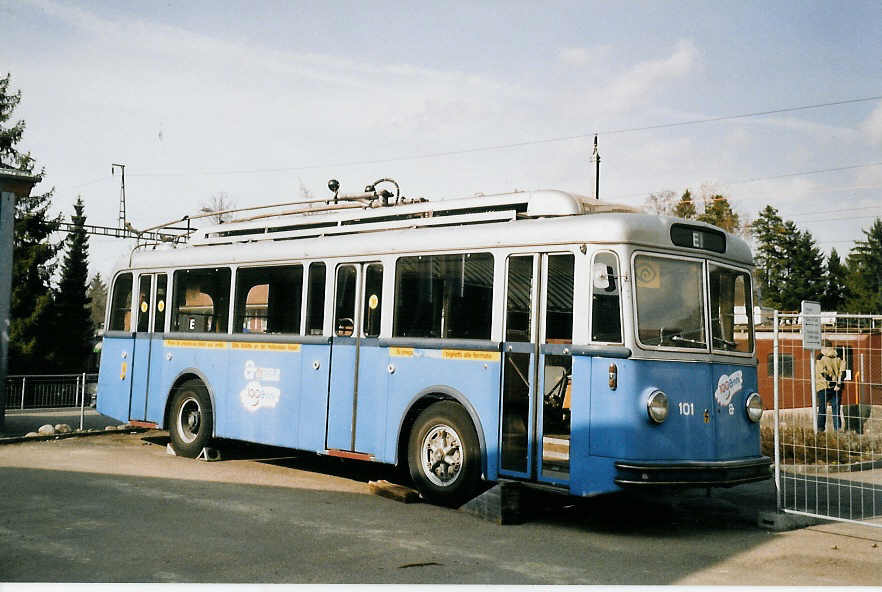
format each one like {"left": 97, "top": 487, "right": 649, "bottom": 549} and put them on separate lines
{"left": 0, "top": 426, "right": 151, "bottom": 445}
{"left": 757, "top": 510, "right": 827, "bottom": 531}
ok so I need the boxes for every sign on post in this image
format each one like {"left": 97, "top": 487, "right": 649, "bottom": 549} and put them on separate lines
{"left": 802, "top": 300, "right": 821, "bottom": 350}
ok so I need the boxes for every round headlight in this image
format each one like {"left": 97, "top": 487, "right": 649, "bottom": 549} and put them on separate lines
{"left": 745, "top": 392, "right": 763, "bottom": 423}
{"left": 647, "top": 390, "right": 669, "bottom": 424}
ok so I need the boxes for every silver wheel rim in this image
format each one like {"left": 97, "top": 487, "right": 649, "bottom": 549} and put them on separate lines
{"left": 421, "top": 423, "right": 463, "bottom": 487}
{"left": 176, "top": 395, "right": 201, "bottom": 444}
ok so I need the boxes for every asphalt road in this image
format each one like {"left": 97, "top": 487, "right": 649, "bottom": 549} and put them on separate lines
{"left": 1, "top": 431, "right": 880, "bottom": 584}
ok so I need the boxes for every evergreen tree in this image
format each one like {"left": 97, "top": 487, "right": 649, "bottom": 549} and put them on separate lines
{"left": 778, "top": 224, "right": 825, "bottom": 310}
{"left": 846, "top": 218, "right": 882, "bottom": 314}
{"left": 55, "top": 197, "right": 93, "bottom": 371}
{"left": 672, "top": 189, "right": 696, "bottom": 219}
{"left": 1, "top": 73, "right": 61, "bottom": 373}
{"left": 751, "top": 205, "right": 786, "bottom": 308}
{"left": 821, "top": 248, "right": 849, "bottom": 312}
{"left": 87, "top": 273, "right": 108, "bottom": 330}
{"left": 697, "top": 194, "right": 740, "bottom": 233}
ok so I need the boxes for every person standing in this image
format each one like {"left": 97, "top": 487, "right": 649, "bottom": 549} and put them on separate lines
{"left": 815, "top": 345, "right": 846, "bottom": 432}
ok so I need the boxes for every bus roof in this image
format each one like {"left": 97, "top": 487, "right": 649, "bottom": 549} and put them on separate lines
{"left": 117, "top": 190, "right": 753, "bottom": 271}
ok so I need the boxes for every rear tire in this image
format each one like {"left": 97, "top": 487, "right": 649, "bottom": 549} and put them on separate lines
{"left": 169, "top": 379, "right": 213, "bottom": 458}
{"left": 408, "top": 401, "right": 481, "bottom": 507}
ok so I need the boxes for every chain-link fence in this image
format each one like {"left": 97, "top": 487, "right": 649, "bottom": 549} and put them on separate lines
{"left": 3, "top": 373, "right": 97, "bottom": 410}
{"left": 765, "top": 312, "right": 882, "bottom": 528}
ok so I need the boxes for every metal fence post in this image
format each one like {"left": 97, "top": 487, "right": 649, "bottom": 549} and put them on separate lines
{"left": 773, "top": 309, "right": 781, "bottom": 513}
{"left": 20, "top": 376, "right": 25, "bottom": 409}
{"left": 79, "top": 371, "right": 86, "bottom": 431}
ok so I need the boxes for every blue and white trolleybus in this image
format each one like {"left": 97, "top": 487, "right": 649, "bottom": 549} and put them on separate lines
{"left": 97, "top": 181, "right": 769, "bottom": 505}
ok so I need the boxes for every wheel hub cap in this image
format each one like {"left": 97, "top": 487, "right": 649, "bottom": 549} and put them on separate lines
{"left": 422, "top": 425, "right": 463, "bottom": 487}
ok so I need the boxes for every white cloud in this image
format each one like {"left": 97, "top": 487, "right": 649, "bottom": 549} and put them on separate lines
{"left": 557, "top": 46, "right": 612, "bottom": 67}
{"left": 605, "top": 39, "right": 698, "bottom": 107}
{"left": 861, "top": 101, "right": 882, "bottom": 146}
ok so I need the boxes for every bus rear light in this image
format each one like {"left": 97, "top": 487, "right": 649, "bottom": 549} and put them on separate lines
{"left": 646, "top": 390, "right": 668, "bottom": 424}
{"left": 745, "top": 392, "right": 763, "bottom": 423}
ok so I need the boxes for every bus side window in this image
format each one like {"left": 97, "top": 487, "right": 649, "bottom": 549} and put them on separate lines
{"left": 393, "top": 253, "right": 493, "bottom": 340}
{"left": 545, "top": 254, "right": 574, "bottom": 344}
{"left": 136, "top": 275, "right": 151, "bottom": 333}
{"left": 172, "top": 267, "right": 231, "bottom": 333}
{"left": 591, "top": 252, "right": 622, "bottom": 343}
{"left": 363, "top": 263, "right": 383, "bottom": 337}
{"left": 154, "top": 274, "right": 167, "bottom": 333}
{"left": 233, "top": 265, "right": 303, "bottom": 334}
{"left": 305, "top": 262, "right": 326, "bottom": 336}
{"left": 109, "top": 273, "right": 133, "bottom": 331}
{"left": 334, "top": 265, "right": 357, "bottom": 337}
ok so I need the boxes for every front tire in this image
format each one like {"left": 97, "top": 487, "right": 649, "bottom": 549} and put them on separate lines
{"left": 169, "top": 379, "right": 213, "bottom": 458}
{"left": 408, "top": 401, "right": 481, "bottom": 507}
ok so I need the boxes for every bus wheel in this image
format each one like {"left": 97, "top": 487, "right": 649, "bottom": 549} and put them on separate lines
{"left": 169, "top": 379, "right": 213, "bottom": 458}
{"left": 408, "top": 401, "right": 480, "bottom": 507}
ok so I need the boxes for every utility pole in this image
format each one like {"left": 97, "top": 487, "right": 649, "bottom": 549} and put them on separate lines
{"left": 112, "top": 163, "right": 126, "bottom": 237}
{"left": 591, "top": 134, "right": 600, "bottom": 200}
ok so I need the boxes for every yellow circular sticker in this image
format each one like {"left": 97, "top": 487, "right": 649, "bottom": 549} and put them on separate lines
{"left": 368, "top": 294, "right": 379, "bottom": 310}
{"left": 140, "top": 301, "right": 148, "bottom": 313}
{"left": 157, "top": 300, "right": 165, "bottom": 312}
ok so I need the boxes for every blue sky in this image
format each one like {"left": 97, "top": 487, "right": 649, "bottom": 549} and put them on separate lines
{"left": 2, "top": 0, "right": 881, "bottom": 279}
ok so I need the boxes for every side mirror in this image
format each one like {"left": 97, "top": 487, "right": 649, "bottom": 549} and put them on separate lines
{"left": 593, "top": 263, "right": 611, "bottom": 291}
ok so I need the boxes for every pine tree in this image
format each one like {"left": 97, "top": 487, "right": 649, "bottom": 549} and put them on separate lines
{"left": 846, "top": 218, "right": 882, "bottom": 314}
{"left": 87, "top": 274, "right": 108, "bottom": 330}
{"left": 673, "top": 189, "right": 696, "bottom": 219}
{"left": 751, "top": 205, "right": 786, "bottom": 308}
{"left": 778, "top": 225, "right": 825, "bottom": 310}
{"left": 1, "top": 73, "right": 61, "bottom": 373}
{"left": 55, "top": 197, "right": 94, "bottom": 371}
{"left": 697, "top": 194, "right": 740, "bottom": 233}
{"left": 821, "top": 248, "right": 849, "bottom": 312}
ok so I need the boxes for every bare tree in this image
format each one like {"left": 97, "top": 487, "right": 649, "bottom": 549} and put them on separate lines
{"left": 643, "top": 190, "right": 677, "bottom": 215}
{"left": 200, "top": 192, "right": 236, "bottom": 224}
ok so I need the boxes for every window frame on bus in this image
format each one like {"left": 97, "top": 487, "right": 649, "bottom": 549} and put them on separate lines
{"left": 232, "top": 262, "right": 305, "bottom": 336}
{"left": 589, "top": 250, "right": 624, "bottom": 345}
{"left": 631, "top": 251, "right": 711, "bottom": 354}
{"left": 391, "top": 250, "right": 495, "bottom": 342}
{"left": 170, "top": 265, "right": 234, "bottom": 335}
{"left": 630, "top": 250, "right": 755, "bottom": 357}
{"left": 108, "top": 271, "right": 134, "bottom": 333}
{"left": 706, "top": 259, "right": 755, "bottom": 356}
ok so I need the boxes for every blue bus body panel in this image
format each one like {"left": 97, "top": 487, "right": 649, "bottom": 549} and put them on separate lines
{"left": 299, "top": 343, "right": 331, "bottom": 452}
{"left": 145, "top": 335, "right": 167, "bottom": 422}
{"left": 576, "top": 357, "right": 759, "bottom": 496}
{"left": 708, "top": 362, "right": 761, "bottom": 461}
{"left": 97, "top": 334, "right": 135, "bottom": 423}
{"left": 326, "top": 340, "right": 357, "bottom": 450}
{"left": 383, "top": 347, "right": 501, "bottom": 479}
{"left": 568, "top": 355, "right": 594, "bottom": 495}
{"left": 128, "top": 334, "right": 152, "bottom": 421}
{"left": 222, "top": 344, "right": 304, "bottom": 449}
{"left": 353, "top": 343, "right": 389, "bottom": 455}
{"left": 159, "top": 340, "right": 230, "bottom": 436}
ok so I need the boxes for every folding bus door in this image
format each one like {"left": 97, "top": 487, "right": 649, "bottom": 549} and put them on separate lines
{"left": 326, "top": 262, "right": 387, "bottom": 457}
{"left": 129, "top": 273, "right": 167, "bottom": 421}
{"left": 499, "top": 253, "right": 573, "bottom": 485}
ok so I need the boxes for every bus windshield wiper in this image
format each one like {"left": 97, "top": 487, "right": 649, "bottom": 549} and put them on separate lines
{"left": 713, "top": 336, "right": 738, "bottom": 349}
{"left": 671, "top": 334, "right": 706, "bottom": 347}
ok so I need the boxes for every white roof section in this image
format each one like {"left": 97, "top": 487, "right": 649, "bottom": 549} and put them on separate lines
{"left": 118, "top": 189, "right": 753, "bottom": 272}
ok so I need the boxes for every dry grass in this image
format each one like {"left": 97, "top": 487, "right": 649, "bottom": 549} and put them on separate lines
{"left": 761, "top": 424, "right": 882, "bottom": 465}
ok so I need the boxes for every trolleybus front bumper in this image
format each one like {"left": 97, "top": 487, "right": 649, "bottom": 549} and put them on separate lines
{"left": 614, "top": 457, "right": 771, "bottom": 487}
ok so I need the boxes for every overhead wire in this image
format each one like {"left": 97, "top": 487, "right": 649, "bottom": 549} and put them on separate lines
{"left": 68, "top": 94, "right": 882, "bottom": 184}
